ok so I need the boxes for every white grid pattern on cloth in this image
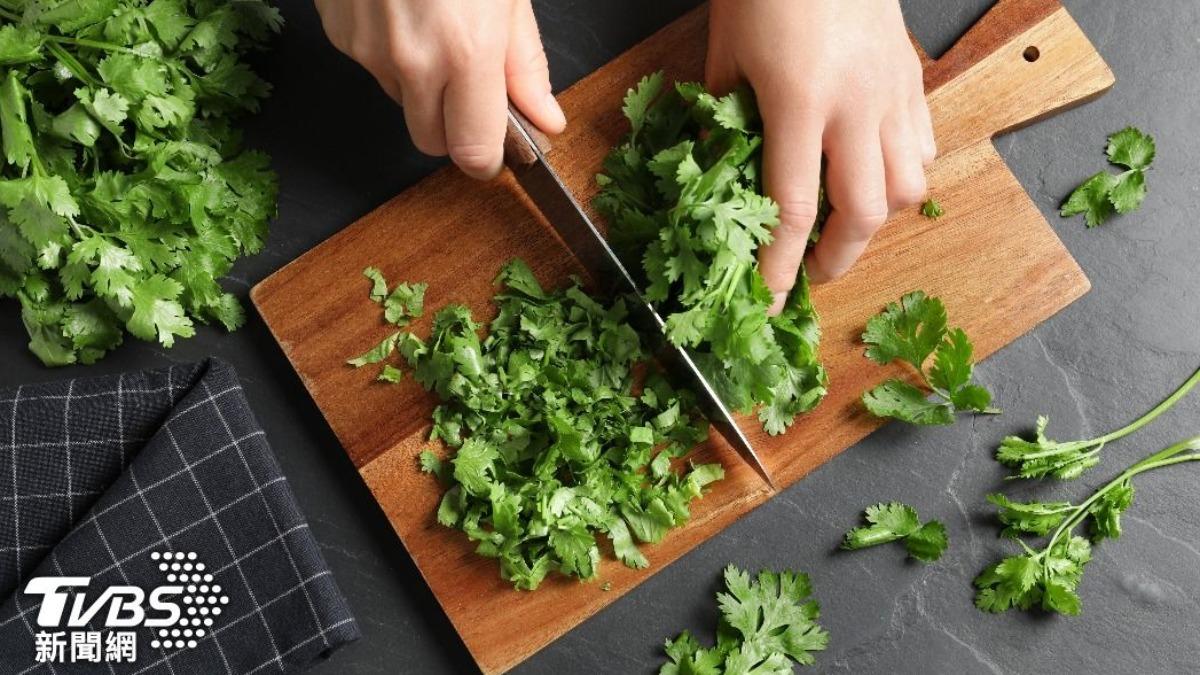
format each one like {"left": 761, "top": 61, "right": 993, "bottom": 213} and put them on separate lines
{"left": 0, "top": 359, "right": 359, "bottom": 674}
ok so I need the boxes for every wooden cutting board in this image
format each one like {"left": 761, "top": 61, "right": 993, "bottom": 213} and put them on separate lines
{"left": 252, "top": 1, "right": 1112, "bottom": 671}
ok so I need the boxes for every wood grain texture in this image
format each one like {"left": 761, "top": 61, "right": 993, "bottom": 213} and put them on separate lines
{"left": 251, "top": 2, "right": 1113, "bottom": 672}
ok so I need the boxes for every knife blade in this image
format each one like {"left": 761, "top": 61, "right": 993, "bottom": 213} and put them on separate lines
{"left": 501, "top": 106, "right": 775, "bottom": 489}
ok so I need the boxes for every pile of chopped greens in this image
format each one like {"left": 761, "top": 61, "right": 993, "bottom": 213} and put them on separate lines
{"left": 861, "top": 290, "right": 996, "bottom": 425}
{"left": 594, "top": 72, "right": 828, "bottom": 435}
{"left": 0, "top": 0, "right": 281, "bottom": 366}
{"left": 660, "top": 564, "right": 828, "bottom": 673}
{"left": 976, "top": 435, "right": 1200, "bottom": 615}
{"left": 350, "top": 260, "right": 723, "bottom": 590}
{"left": 841, "top": 502, "right": 948, "bottom": 563}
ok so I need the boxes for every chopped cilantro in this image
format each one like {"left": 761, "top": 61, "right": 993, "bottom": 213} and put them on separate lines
{"left": 0, "top": 1, "right": 282, "bottom": 365}
{"left": 352, "top": 260, "right": 723, "bottom": 590}
{"left": 1060, "top": 127, "right": 1155, "bottom": 227}
{"left": 659, "top": 564, "right": 828, "bottom": 673}
{"left": 977, "top": 435, "right": 1200, "bottom": 615}
{"left": 841, "top": 502, "right": 948, "bottom": 562}
{"left": 861, "top": 291, "right": 997, "bottom": 425}
{"left": 594, "top": 73, "right": 829, "bottom": 435}
{"left": 920, "top": 198, "right": 944, "bottom": 219}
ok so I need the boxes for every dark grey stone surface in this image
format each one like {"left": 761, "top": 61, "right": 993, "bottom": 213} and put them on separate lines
{"left": 3, "top": 1, "right": 1198, "bottom": 673}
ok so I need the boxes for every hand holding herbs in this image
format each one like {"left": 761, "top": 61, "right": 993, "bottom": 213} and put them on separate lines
{"left": 660, "top": 565, "right": 828, "bottom": 674}
{"left": 841, "top": 502, "right": 948, "bottom": 562}
{"left": 1060, "top": 126, "right": 1154, "bottom": 227}
{"left": 861, "top": 290, "right": 996, "bottom": 425}
{"left": 0, "top": 0, "right": 282, "bottom": 366}
{"left": 595, "top": 74, "right": 828, "bottom": 436}
{"left": 350, "top": 261, "right": 723, "bottom": 590}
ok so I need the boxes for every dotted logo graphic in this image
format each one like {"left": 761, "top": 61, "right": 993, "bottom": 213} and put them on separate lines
{"left": 148, "top": 551, "right": 228, "bottom": 650}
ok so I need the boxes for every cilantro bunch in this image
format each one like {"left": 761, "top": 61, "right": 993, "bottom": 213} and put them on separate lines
{"left": 660, "top": 564, "right": 828, "bottom": 674}
{"left": 976, "top": 435, "right": 1200, "bottom": 615}
{"left": 594, "top": 73, "right": 828, "bottom": 435}
{"left": 861, "top": 290, "right": 996, "bottom": 425}
{"left": 0, "top": 0, "right": 281, "bottom": 365}
{"left": 352, "top": 261, "right": 723, "bottom": 590}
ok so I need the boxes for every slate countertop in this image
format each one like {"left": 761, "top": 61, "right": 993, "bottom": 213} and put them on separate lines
{"left": 3, "top": 1, "right": 1198, "bottom": 673}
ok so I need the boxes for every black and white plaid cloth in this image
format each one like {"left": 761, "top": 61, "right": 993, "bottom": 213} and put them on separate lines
{"left": 0, "top": 359, "right": 360, "bottom": 673}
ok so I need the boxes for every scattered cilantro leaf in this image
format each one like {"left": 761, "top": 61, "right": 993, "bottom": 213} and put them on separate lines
{"left": 977, "top": 435, "right": 1200, "bottom": 616}
{"left": 1060, "top": 127, "right": 1154, "bottom": 227}
{"left": 0, "top": 1, "right": 282, "bottom": 365}
{"left": 920, "top": 198, "right": 944, "bottom": 219}
{"left": 595, "top": 74, "right": 828, "bottom": 435}
{"left": 346, "top": 331, "right": 399, "bottom": 367}
{"left": 842, "top": 502, "right": 947, "bottom": 562}
{"left": 660, "top": 565, "right": 828, "bottom": 674}
{"left": 352, "top": 258, "right": 722, "bottom": 590}
{"left": 997, "top": 367, "right": 1200, "bottom": 479}
{"left": 861, "top": 291, "right": 996, "bottom": 425}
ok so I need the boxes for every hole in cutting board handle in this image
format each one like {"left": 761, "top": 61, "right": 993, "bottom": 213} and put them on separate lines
{"left": 1023, "top": 45, "right": 1041, "bottom": 62}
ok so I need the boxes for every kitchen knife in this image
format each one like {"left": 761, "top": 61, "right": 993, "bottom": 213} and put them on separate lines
{"left": 501, "top": 106, "right": 775, "bottom": 489}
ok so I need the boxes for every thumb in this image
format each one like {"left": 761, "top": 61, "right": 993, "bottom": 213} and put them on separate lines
{"left": 506, "top": 1, "right": 566, "bottom": 134}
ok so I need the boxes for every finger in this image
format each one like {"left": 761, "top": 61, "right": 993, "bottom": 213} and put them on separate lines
{"left": 506, "top": 1, "right": 565, "bottom": 134}
{"left": 443, "top": 53, "right": 508, "bottom": 179}
{"left": 368, "top": 70, "right": 404, "bottom": 107}
{"left": 806, "top": 119, "right": 888, "bottom": 284}
{"left": 910, "top": 92, "right": 937, "bottom": 165}
{"left": 880, "top": 110, "right": 927, "bottom": 213}
{"left": 399, "top": 75, "right": 448, "bottom": 157}
{"left": 755, "top": 93, "right": 825, "bottom": 315}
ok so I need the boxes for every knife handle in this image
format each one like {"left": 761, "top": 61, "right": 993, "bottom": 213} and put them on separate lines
{"left": 503, "top": 105, "right": 553, "bottom": 170}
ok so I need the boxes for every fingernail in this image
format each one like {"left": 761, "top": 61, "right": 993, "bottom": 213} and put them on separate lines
{"left": 545, "top": 93, "right": 566, "bottom": 131}
{"left": 768, "top": 291, "right": 788, "bottom": 316}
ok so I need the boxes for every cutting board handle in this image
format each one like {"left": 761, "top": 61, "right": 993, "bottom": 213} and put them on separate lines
{"left": 923, "top": 0, "right": 1114, "bottom": 156}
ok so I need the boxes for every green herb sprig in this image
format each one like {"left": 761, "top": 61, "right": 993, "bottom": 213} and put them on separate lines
{"left": 0, "top": 1, "right": 282, "bottom": 366}
{"left": 594, "top": 73, "right": 828, "bottom": 436}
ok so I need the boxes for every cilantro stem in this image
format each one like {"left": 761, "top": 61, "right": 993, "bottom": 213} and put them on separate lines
{"left": 45, "top": 35, "right": 146, "bottom": 57}
{"left": 1091, "top": 367, "right": 1200, "bottom": 446}
{"left": 1043, "top": 435, "right": 1200, "bottom": 553}
{"left": 44, "top": 42, "right": 101, "bottom": 88}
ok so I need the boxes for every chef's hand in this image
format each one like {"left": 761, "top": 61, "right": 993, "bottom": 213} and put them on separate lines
{"left": 707, "top": 0, "right": 935, "bottom": 314}
{"left": 315, "top": 0, "right": 566, "bottom": 179}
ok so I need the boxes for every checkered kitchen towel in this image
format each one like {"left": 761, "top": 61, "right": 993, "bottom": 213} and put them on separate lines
{"left": 0, "top": 358, "right": 360, "bottom": 673}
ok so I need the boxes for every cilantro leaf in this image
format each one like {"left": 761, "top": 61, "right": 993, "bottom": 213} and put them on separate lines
{"left": 863, "top": 291, "right": 946, "bottom": 370}
{"left": 904, "top": 521, "right": 949, "bottom": 562}
{"left": 863, "top": 379, "right": 955, "bottom": 426}
{"left": 596, "top": 75, "right": 828, "bottom": 435}
{"left": 1060, "top": 127, "right": 1154, "bottom": 227}
{"left": 861, "top": 291, "right": 995, "bottom": 425}
{"left": 346, "top": 331, "right": 400, "bottom": 367}
{"left": 920, "top": 198, "right": 944, "bottom": 219}
{"left": 0, "top": 1, "right": 281, "bottom": 365}
{"left": 842, "top": 502, "right": 947, "bottom": 562}
{"left": 661, "top": 565, "right": 828, "bottom": 673}
{"left": 1106, "top": 126, "right": 1155, "bottom": 170}
{"left": 986, "top": 493, "right": 1072, "bottom": 537}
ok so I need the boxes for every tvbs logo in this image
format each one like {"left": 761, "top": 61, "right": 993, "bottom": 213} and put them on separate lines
{"left": 24, "top": 551, "right": 228, "bottom": 665}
